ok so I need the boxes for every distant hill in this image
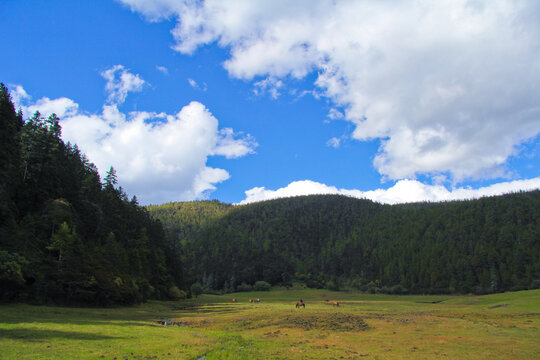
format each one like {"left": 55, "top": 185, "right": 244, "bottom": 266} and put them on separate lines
{"left": 148, "top": 191, "right": 540, "bottom": 295}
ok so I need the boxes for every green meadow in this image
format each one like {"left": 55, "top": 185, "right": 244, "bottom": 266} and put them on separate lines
{"left": 1, "top": 289, "right": 539, "bottom": 359}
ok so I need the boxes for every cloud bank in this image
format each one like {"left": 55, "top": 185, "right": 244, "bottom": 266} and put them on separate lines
{"left": 240, "top": 178, "right": 540, "bottom": 205}
{"left": 120, "top": 0, "right": 540, "bottom": 183}
{"left": 13, "top": 66, "right": 257, "bottom": 204}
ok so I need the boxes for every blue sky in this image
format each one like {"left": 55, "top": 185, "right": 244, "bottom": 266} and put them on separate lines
{"left": 2, "top": 0, "right": 539, "bottom": 205}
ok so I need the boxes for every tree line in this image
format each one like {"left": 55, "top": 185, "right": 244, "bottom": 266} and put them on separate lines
{"left": 148, "top": 191, "right": 540, "bottom": 295}
{"left": 2, "top": 80, "right": 539, "bottom": 304}
{"left": 0, "top": 84, "right": 184, "bottom": 305}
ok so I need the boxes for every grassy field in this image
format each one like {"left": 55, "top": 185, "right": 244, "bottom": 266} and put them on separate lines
{"left": 0, "top": 289, "right": 539, "bottom": 359}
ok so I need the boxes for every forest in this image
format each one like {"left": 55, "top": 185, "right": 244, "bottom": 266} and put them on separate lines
{"left": 0, "top": 84, "right": 183, "bottom": 305}
{"left": 148, "top": 191, "right": 540, "bottom": 296}
{"left": 1, "top": 81, "right": 539, "bottom": 305}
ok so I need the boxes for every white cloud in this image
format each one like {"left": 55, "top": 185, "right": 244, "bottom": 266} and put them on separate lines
{"left": 239, "top": 178, "right": 540, "bottom": 205}
{"left": 187, "top": 78, "right": 197, "bottom": 88}
{"left": 326, "top": 137, "right": 341, "bottom": 148}
{"left": 327, "top": 108, "right": 344, "bottom": 121}
{"left": 156, "top": 65, "right": 168, "bottom": 74}
{"left": 15, "top": 82, "right": 257, "bottom": 205}
{"left": 253, "top": 77, "right": 283, "bottom": 99}
{"left": 213, "top": 128, "right": 257, "bottom": 159}
{"left": 121, "top": 0, "right": 540, "bottom": 183}
{"left": 187, "top": 78, "right": 207, "bottom": 91}
{"left": 9, "top": 84, "right": 30, "bottom": 107}
{"left": 25, "top": 97, "right": 79, "bottom": 119}
{"left": 101, "top": 65, "right": 145, "bottom": 104}
{"left": 10, "top": 85, "right": 78, "bottom": 119}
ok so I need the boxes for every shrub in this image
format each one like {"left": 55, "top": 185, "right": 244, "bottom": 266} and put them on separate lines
{"left": 190, "top": 282, "right": 203, "bottom": 298}
{"left": 289, "top": 281, "right": 307, "bottom": 290}
{"left": 236, "top": 282, "right": 253, "bottom": 292}
{"left": 253, "top": 281, "right": 271, "bottom": 291}
{"left": 325, "top": 280, "right": 339, "bottom": 291}
{"left": 168, "top": 286, "right": 187, "bottom": 300}
{"left": 0, "top": 251, "right": 28, "bottom": 286}
{"left": 364, "top": 281, "right": 379, "bottom": 294}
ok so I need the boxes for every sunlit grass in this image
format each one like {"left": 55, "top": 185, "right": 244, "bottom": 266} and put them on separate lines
{"left": 1, "top": 289, "right": 539, "bottom": 359}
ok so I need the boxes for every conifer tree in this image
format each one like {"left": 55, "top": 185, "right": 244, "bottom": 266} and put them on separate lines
{"left": 0, "top": 83, "right": 23, "bottom": 239}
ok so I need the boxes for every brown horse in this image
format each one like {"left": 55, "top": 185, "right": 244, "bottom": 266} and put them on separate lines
{"left": 232, "top": 298, "right": 237, "bottom": 303}
{"left": 249, "top": 299, "right": 253, "bottom": 303}
{"left": 296, "top": 301, "right": 305, "bottom": 308}
{"left": 332, "top": 301, "right": 339, "bottom": 307}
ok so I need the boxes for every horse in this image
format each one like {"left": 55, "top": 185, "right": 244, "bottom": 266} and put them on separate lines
{"left": 254, "top": 298, "right": 260, "bottom": 303}
{"left": 332, "top": 301, "right": 339, "bottom": 307}
{"left": 296, "top": 301, "right": 305, "bottom": 308}
{"left": 232, "top": 298, "right": 237, "bottom": 303}
{"left": 249, "top": 299, "right": 253, "bottom": 303}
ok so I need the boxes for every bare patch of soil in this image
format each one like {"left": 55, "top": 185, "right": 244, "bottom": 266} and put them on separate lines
{"left": 280, "top": 312, "right": 369, "bottom": 331}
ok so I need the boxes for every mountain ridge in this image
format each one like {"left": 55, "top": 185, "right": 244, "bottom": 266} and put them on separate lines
{"left": 148, "top": 190, "right": 540, "bottom": 295}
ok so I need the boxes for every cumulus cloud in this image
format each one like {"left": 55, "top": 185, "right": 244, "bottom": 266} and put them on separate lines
{"left": 213, "top": 128, "right": 257, "bottom": 159}
{"left": 120, "top": 0, "right": 540, "bottom": 183}
{"left": 10, "top": 85, "right": 79, "bottom": 119}
{"left": 9, "top": 85, "right": 30, "bottom": 106}
{"left": 239, "top": 178, "right": 540, "bottom": 205}
{"left": 14, "top": 81, "right": 257, "bottom": 205}
{"left": 101, "top": 65, "right": 145, "bottom": 104}
{"left": 25, "top": 97, "right": 79, "bottom": 119}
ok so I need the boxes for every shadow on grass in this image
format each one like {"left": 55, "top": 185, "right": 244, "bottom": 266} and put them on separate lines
{"left": 0, "top": 303, "right": 178, "bottom": 327}
{"left": 0, "top": 301, "right": 261, "bottom": 329}
{"left": 173, "top": 304, "right": 243, "bottom": 314}
{"left": 0, "top": 315, "right": 164, "bottom": 328}
{"left": 0, "top": 328, "right": 122, "bottom": 341}
{"left": 0, "top": 303, "right": 243, "bottom": 329}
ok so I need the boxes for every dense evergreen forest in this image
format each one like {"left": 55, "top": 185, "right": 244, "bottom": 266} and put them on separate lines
{"left": 2, "top": 80, "right": 539, "bottom": 305}
{"left": 0, "top": 84, "right": 183, "bottom": 305}
{"left": 148, "top": 192, "right": 540, "bottom": 295}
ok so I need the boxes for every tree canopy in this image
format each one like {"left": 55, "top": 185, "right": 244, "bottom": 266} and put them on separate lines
{"left": 2, "top": 82, "right": 539, "bottom": 304}
{"left": 0, "top": 84, "right": 183, "bottom": 305}
{"left": 148, "top": 192, "right": 540, "bottom": 295}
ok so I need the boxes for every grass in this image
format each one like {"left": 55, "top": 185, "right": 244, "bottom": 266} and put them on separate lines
{"left": 1, "top": 289, "right": 539, "bottom": 359}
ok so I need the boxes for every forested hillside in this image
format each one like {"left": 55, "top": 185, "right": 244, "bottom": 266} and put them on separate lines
{"left": 3, "top": 78, "right": 538, "bottom": 305}
{"left": 148, "top": 192, "right": 540, "bottom": 295}
{"left": 0, "top": 84, "right": 183, "bottom": 305}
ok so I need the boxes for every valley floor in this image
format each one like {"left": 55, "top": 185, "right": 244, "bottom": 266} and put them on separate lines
{"left": 1, "top": 289, "right": 539, "bottom": 359}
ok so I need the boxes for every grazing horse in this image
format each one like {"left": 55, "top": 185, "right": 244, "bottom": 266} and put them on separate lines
{"left": 332, "top": 301, "right": 339, "bottom": 307}
{"left": 249, "top": 299, "right": 253, "bottom": 303}
{"left": 232, "top": 298, "right": 237, "bottom": 303}
{"left": 296, "top": 301, "right": 305, "bottom": 308}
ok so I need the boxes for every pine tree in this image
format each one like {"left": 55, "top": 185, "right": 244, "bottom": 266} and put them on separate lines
{"left": 104, "top": 166, "right": 118, "bottom": 190}
{"left": 0, "top": 84, "right": 23, "bottom": 240}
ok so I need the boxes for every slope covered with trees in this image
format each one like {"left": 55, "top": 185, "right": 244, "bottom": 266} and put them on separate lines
{"left": 3, "top": 80, "right": 538, "bottom": 304}
{"left": 0, "top": 84, "right": 183, "bottom": 305}
{"left": 149, "top": 191, "right": 540, "bottom": 295}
